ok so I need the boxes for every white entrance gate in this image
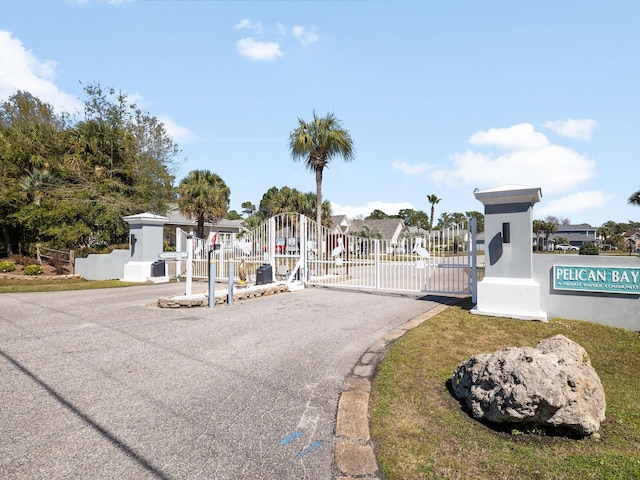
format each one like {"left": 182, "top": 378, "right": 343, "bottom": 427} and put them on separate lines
{"left": 193, "top": 213, "right": 477, "bottom": 296}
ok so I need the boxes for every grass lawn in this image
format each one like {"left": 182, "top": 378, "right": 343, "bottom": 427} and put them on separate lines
{"left": 371, "top": 298, "right": 640, "bottom": 479}
{"left": 0, "top": 277, "right": 143, "bottom": 293}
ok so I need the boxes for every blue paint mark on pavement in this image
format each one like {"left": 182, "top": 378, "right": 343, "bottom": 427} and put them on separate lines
{"left": 280, "top": 431, "right": 303, "bottom": 446}
{"left": 297, "top": 441, "right": 323, "bottom": 458}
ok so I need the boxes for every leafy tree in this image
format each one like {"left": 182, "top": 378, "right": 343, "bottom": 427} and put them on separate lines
{"left": 258, "top": 186, "right": 332, "bottom": 225}
{"left": 354, "top": 225, "right": 383, "bottom": 239}
{"left": 436, "top": 212, "right": 466, "bottom": 230}
{"left": 241, "top": 201, "right": 256, "bottom": 217}
{"left": 289, "top": 111, "right": 355, "bottom": 229}
{"left": 259, "top": 186, "right": 303, "bottom": 218}
{"left": 427, "top": 194, "right": 442, "bottom": 233}
{"left": 543, "top": 221, "right": 558, "bottom": 248}
{"left": 533, "top": 219, "right": 545, "bottom": 251}
{"left": 178, "top": 170, "right": 230, "bottom": 238}
{"left": 226, "top": 210, "right": 242, "bottom": 220}
{"left": 398, "top": 208, "right": 429, "bottom": 229}
{"left": 465, "top": 211, "right": 484, "bottom": 233}
{"left": 366, "top": 209, "right": 389, "bottom": 220}
{"left": 0, "top": 85, "right": 180, "bottom": 253}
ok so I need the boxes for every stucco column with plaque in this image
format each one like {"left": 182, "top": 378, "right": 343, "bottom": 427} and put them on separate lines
{"left": 122, "top": 212, "right": 168, "bottom": 282}
{"left": 472, "top": 185, "right": 547, "bottom": 321}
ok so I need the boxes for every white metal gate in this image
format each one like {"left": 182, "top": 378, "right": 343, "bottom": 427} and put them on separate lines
{"left": 185, "top": 213, "right": 477, "bottom": 296}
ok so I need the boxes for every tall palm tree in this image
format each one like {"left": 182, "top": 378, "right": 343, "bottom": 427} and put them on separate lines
{"left": 289, "top": 111, "right": 355, "bottom": 229}
{"left": 629, "top": 189, "right": 640, "bottom": 206}
{"left": 178, "top": 170, "right": 230, "bottom": 238}
{"left": 426, "top": 194, "right": 441, "bottom": 233}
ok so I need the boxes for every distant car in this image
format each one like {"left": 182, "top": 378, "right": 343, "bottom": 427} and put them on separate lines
{"left": 555, "top": 244, "right": 579, "bottom": 251}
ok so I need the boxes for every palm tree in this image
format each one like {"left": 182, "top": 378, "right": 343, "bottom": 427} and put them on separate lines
{"left": 355, "top": 225, "right": 383, "bottom": 239}
{"left": 18, "top": 169, "right": 56, "bottom": 206}
{"left": 427, "top": 194, "right": 441, "bottom": 234}
{"left": 289, "top": 111, "right": 355, "bottom": 229}
{"left": 629, "top": 189, "right": 640, "bottom": 205}
{"left": 533, "top": 219, "right": 544, "bottom": 251}
{"left": 543, "top": 220, "right": 557, "bottom": 249}
{"left": 177, "top": 170, "right": 230, "bottom": 238}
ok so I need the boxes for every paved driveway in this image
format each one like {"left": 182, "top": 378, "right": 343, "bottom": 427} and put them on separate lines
{"left": 0, "top": 283, "right": 444, "bottom": 479}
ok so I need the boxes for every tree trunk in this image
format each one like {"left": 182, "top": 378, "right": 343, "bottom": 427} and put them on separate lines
{"left": 315, "top": 168, "right": 323, "bottom": 228}
{"left": 1, "top": 224, "right": 12, "bottom": 256}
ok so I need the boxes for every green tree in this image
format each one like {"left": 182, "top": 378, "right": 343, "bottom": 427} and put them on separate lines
{"left": 178, "top": 170, "right": 230, "bottom": 239}
{"left": 533, "top": 219, "right": 545, "bottom": 251}
{"left": 258, "top": 187, "right": 332, "bottom": 225}
{"left": 366, "top": 209, "right": 389, "bottom": 220}
{"left": 628, "top": 188, "right": 640, "bottom": 206}
{"left": 289, "top": 111, "right": 355, "bottom": 229}
{"left": 465, "top": 211, "right": 484, "bottom": 233}
{"left": 436, "top": 212, "right": 466, "bottom": 230}
{"left": 544, "top": 221, "right": 558, "bottom": 247}
{"left": 0, "top": 85, "right": 180, "bottom": 252}
{"left": 427, "top": 194, "right": 441, "bottom": 233}
{"left": 398, "top": 208, "right": 429, "bottom": 229}
{"left": 241, "top": 201, "right": 257, "bottom": 217}
{"left": 355, "top": 225, "right": 383, "bottom": 239}
{"left": 226, "top": 210, "right": 242, "bottom": 220}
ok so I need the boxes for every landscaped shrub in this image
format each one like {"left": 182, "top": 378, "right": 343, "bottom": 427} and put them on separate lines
{"left": 0, "top": 261, "right": 16, "bottom": 272}
{"left": 23, "top": 264, "right": 44, "bottom": 275}
{"left": 579, "top": 242, "right": 599, "bottom": 255}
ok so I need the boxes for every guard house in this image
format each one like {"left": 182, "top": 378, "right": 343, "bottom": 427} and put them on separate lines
{"left": 122, "top": 212, "right": 168, "bottom": 282}
{"left": 472, "top": 185, "right": 547, "bottom": 321}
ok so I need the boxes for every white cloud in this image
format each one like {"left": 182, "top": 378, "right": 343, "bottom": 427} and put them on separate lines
{"left": 234, "top": 18, "right": 263, "bottom": 34}
{"left": 158, "top": 115, "right": 193, "bottom": 142}
{"left": 430, "top": 123, "right": 596, "bottom": 195}
{"left": 292, "top": 25, "right": 319, "bottom": 46}
{"left": 391, "top": 160, "right": 431, "bottom": 175}
{"left": 236, "top": 37, "right": 283, "bottom": 61}
{"left": 536, "top": 190, "right": 613, "bottom": 217}
{"left": 331, "top": 201, "right": 415, "bottom": 219}
{"left": 469, "top": 123, "right": 549, "bottom": 151}
{"left": 542, "top": 118, "right": 597, "bottom": 140}
{"left": 0, "top": 30, "right": 82, "bottom": 114}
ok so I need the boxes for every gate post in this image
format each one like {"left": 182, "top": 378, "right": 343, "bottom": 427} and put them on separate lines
{"left": 300, "top": 214, "right": 307, "bottom": 282}
{"left": 374, "top": 240, "right": 380, "bottom": 289}
{"left": 472, "top": 185, "right": 546, "bottom": 321}
{"left": 268, "top": 217, "right": 276, "bottom": 267}
{"left": 470, "top": 217, "right": 477, "bottom": 303}
{"left": 186, "top": 232, "right": 193, "bottom": 297}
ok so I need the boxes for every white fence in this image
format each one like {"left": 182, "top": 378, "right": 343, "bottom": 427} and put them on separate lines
{"left": 172, "top": 214, "right": 477, "bottom": 296}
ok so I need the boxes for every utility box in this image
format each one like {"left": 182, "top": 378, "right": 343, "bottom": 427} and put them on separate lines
{"left": 151, "top": 260, "right": 165, "bottom": 277}
{"left": 256, "top": 264, "right": 273, "bottom": 285}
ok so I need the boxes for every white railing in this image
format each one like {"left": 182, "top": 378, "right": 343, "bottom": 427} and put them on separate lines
{"left": 171, "top": 213, "right": 476, "bottom": 296}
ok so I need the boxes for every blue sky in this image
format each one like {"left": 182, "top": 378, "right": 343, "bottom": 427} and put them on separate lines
{"left": 2, "top": 0, "right": 639, "bottom": 227}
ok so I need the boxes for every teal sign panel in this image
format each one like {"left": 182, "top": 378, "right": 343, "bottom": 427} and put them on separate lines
{"left": 553, "top": 265, "right": 640, "bottom": 294}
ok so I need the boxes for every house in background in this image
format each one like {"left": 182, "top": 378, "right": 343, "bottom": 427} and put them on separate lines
{"left": 163, "top": 205, "right": 245, "bottom": 249}
{"left": 548, "top": 223, "right": 598, "bottom": 248}
{"left": 623, "top": 230, "right": 640, "bottom": 252}
{"left": 330, "top": 216, "right": 406, "bottom": 244}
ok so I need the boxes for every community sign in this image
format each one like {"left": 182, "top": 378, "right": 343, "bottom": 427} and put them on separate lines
{"left": 553, "top": 265, "right": 640, "bottom": 294}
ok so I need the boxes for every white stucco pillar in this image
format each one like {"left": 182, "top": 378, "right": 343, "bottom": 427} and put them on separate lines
{"left": 472, "top": 185, "right": 547, "bottom": 321}
{"left": 122, "top": 212, "right": 168, "bottom": 282}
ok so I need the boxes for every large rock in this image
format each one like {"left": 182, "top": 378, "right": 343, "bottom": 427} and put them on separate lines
{"left": 451, "top": 334, "right": 606, "bottom": 435}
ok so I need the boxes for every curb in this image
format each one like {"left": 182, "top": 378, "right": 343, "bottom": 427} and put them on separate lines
{"left": 334, "top": 297, "right": 461, "bottom": 479}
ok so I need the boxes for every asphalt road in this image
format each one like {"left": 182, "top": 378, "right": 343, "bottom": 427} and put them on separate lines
{"left": 0, "top": 282, "right": 445, "bottom": 479}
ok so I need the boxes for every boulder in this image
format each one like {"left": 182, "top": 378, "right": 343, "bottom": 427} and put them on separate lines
{"left": 451, "top": 334, "right": 606, "bottom": 435}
